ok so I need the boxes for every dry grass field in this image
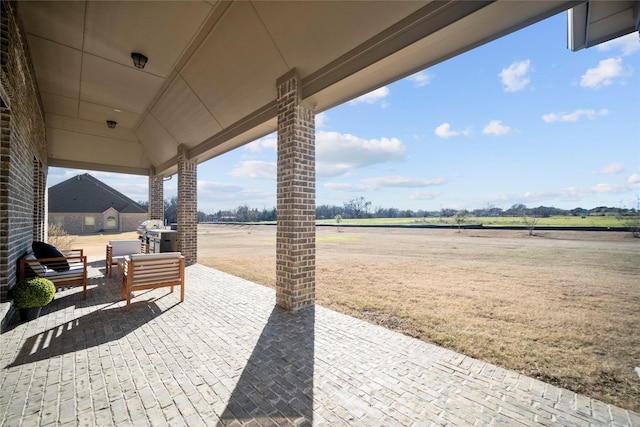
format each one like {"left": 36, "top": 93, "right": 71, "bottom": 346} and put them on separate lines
{"left": 74, "top": 225, "right": 640, "bottom": 411}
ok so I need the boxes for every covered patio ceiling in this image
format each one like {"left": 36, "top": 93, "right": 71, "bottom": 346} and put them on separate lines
{"left": 18, "top": 1, "right": 639, "bottom": 178}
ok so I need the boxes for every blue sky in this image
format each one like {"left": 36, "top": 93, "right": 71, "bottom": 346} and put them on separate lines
{"left": 49, "top": 13, "right": 640, "bottom": 214}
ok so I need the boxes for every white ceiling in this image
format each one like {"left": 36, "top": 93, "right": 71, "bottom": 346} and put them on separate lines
{"left": 17, "top": 1, "right": 639, "bottom": 177}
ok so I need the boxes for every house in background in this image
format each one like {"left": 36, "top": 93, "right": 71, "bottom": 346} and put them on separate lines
{"left": 49, "top": 173, "right": 148, "bottom": 234}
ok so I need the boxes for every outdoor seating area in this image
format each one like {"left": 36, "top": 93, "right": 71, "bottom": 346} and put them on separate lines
{"left": 1, "top": 261, "right": 637, "bottom": 426}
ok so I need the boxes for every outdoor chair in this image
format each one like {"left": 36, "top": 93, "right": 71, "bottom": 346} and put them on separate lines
{"left": 20, "top": 249, "right": 88, "bottom": 299}
{"left": 121, "top": 252, "right": 185, "bottom": 311}
{"left": 106, "top": 239, "right": 149, "bottom": 278}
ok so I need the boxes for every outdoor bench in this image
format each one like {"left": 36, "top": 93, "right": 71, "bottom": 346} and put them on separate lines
{"left": 121, "top": 252, "right": 185, "bottom": 311}
{"left": 20, "top": 249, "right": 88, "bottom": 299}
{"left": 106, "top": 239, "right": 149, "bottom": 277}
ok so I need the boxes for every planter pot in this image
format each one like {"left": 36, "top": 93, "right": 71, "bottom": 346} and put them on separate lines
{"left": 19, "top": 306, "right": 42, "bottom": 322}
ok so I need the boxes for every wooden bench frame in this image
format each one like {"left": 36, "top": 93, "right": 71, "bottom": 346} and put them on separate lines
{"left": 121, "top": 253, "right": 185, "bottom": 310}
{"left": 19, "top": 249, "right": 88, "bottom": 299}
{"left": 106, "top": 240, "right": 149, "bottom": 277}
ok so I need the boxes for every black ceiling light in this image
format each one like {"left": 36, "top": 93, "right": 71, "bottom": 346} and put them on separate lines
{"left": 106, "top": 120, "right": 117, "bottom": 129}
{"left": 131, "top": 52, "right": 148, "bottom": 69}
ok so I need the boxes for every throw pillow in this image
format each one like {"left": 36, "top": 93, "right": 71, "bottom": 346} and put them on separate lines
{"left": 32, "top": 241, "right": 70, "bottom": 272}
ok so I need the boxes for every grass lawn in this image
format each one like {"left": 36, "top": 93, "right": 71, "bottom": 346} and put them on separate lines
{"left": 197, "top": 224, "right": 640, "bottom": 412}
{"left": 316, "top": 215, "right": 630, "bottom": 228}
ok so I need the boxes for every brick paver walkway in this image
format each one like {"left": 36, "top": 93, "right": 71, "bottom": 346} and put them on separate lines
{"left": 1, "top": 262, "right": 638, "bottom": 426}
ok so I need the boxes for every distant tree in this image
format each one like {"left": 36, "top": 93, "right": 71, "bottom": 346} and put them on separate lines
{"left": 454, "top": 210, "right": 467, "bottom": 233}
{"left": 334, "top": 214, "right": 343, "bottom": 232}
{"left": 47, "top": 224, "right": 75, "bottom": 252}
{"left": 235, "top": 205, "right": 258, "bottom": 222}
{"left": 164, "top": 197, "right": 178, "bottom": 224}
{"left": 505, "top": 204, "right": 527, "bottom": 217}
{"left": 522, "top": 207, "right": 540, "bottom": 236}
{"left": 316, "top": 204, "right": 344, "bottom": 220}
{"left": 257, "top": 207, "right": 277, "bottom": 222}
{"left": 623, "top": 196, "right": 640, "bottom": 238}
{"left": 344, "top": 197, "right": 371, "bottom": 219}
{"left": 137, "top": 200, "right": 149, "bottom": 210}
{"left": 440, "top": 208, "right": 456, "bottom": 218}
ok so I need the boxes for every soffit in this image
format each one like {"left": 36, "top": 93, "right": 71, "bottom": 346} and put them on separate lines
{"left": 569, "top": 1, "right": 639, "bottom": 50}
{"left": 18, "top": 1, "right": 637, "bottom": 178}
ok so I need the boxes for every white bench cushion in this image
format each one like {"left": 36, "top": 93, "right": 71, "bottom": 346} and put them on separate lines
{"left": 109, "top": 240, "right": 142, "bottom": 257}
{"left": 130, "top": 252, "right": 181, "bottom": 261}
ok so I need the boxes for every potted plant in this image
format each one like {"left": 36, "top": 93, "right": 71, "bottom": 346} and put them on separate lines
{"left": 11, "top": 277, "right": 56, "bottom": 321}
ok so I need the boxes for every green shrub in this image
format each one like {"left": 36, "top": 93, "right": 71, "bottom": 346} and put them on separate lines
{"left": 11, "top": 277, "right": 56, "bottom": 309}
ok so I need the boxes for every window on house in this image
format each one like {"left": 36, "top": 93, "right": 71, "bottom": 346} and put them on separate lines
{"left": 51, "top": 216, "right": 64, "bottom": 227}
{"left": 106, "top": 216, "right": 117, "bottom": 228}
{"left": 85, "top": 216, "right": 95, "bottom": 232}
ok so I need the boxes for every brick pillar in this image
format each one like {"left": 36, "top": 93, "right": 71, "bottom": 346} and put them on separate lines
{"left": 276, "top": 69, "right": 316, "bottom": 311}
{"left": 177, "top": 145, "right": 197, "bottom": 264}
{"left": 149, "top": 170, "right": 164, "bottom": 222}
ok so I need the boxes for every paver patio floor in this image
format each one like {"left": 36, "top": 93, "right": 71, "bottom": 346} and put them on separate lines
{"left": 1, "top": 261, "right": 638, "bottom": 426}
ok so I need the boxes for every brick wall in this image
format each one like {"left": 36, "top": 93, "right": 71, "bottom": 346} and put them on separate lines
{"left": 177, "top": 146, "right": 197, "bottom": 264}
{"left": 120, "top": 213, "right": 148, "bottom": 233}
{"left": 149, "top": 174, "right": 164, "bottom": 222}
{"left": 275, "top": 70, "right": 316, "bottom": 311}
{"left": 0, "top": 1, "right": 47, "bottom": 308}
{"left": 48, "top": 212, "right": 146, "bottom": 234}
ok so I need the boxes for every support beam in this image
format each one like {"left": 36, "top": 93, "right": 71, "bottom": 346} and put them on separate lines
{"left": 177, "top": 145, "right": 197, "bottom": 264}
{"left": 275, "top": 70, "right": 316, "bottom": 311}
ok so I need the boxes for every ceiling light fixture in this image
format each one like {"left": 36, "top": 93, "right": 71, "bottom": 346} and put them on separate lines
{"left": 131, "top": 52, "right": 148, "bottom": 69}
{"left": 106, "top": 120, "right": 117, "bottom": 129}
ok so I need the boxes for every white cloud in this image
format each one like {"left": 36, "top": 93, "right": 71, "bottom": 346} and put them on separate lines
{"left": 542, "top": 109, "right": 608, "bottom": 123}
{"left": 596, "top": 33, "right": 640, "bottom": 56}
{"left": 348, "top": 86, "right": 390, "bottom": 106}
{"left": 434, "top": 123, "right": 472, "bottom": 138}
{"left": 590, "top": 183, "right": 629, "bottom": 194}
{"left": 198, "top": 181, "right": 244, "bottom": 193}
{"left": 323, "top": 182, "right": 370, "bottom": 192}
{"left": 228, "top": 160, "right": 276, "bottom": 180}
{"left": 482, "top": 120, "right": 514, "bottom": 136}
{"left": 361, "top": 176, "right": 446, "bottom": 188}
{"left": 593, "top": 163, "right": 625, "bottom": 175}
{"left": 198, "top": 188, "right": 275, "bottom": 210}
{"left": 499, "top": 60, "right": 531, "bottom": 92}
{"left": 517, "top": 179, "right": 639, "bottom": 203}
{"left": 521, "top": 188, "right": 583, "bottom": 202}
{"left": 325, "top": 175, "right": 445, "bottom": 193}
{"left": 409, "top": 190, "right": 441, "bottom": 200}
{"left": 580, "top": 57, "right": 629, "bottom": 88}
{"left": 245, "top": 135, "right": 277, "bottom": 152}
{"left": 316, "top": 131, "right": 405, "bottom": 178}
{"left": 409, "top": 71, "right": 434, "bottom": 87}
{"left": 316, "top": 112, "right": 328, "bottom": 129}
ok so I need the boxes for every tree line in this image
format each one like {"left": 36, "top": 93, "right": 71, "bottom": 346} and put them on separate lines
{"left": 141, "top": 196, "right": 639, "bottom": 224}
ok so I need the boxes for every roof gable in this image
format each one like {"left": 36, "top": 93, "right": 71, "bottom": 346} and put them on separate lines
{"left": 48, "top": 173, "right": 147, "bottom": 214}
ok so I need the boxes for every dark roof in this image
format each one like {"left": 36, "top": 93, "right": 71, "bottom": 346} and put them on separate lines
{"left": 48, "top": 173, "right": 147, "bottom": 214}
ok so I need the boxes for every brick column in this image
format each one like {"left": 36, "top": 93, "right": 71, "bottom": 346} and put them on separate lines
{"left": 276, "top": 69, "right": 316, "bottom": 311}
{"left": 177, "top": 145, "right": 197, "bottom": 264}
{"left": 149, "top": 170, "right": 164, "bottom": 222}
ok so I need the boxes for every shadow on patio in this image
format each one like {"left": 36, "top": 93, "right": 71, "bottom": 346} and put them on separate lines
{"left": 218, "top": 306, "right": 314, "bottom": 425}
{"left": 6, "top": 299, "right": 173, "bottom": 369}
